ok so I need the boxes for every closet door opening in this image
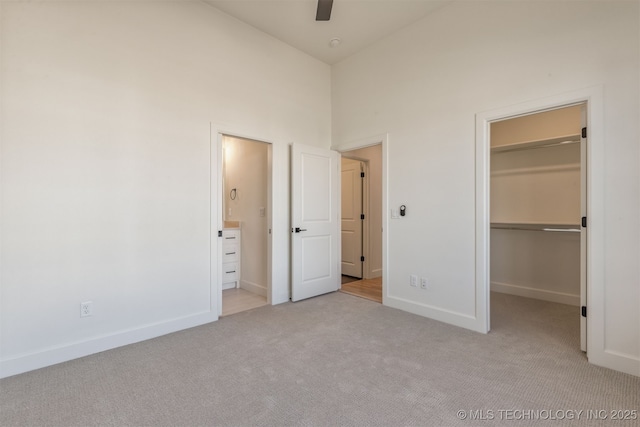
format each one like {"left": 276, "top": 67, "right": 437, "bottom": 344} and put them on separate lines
{"left": 489, "top": 103, "right": 587, "bottom": 352}
{"left": 340, "top": 144, "right": 383, "bottom": 303}
{"left": 220, "top": 135, "right": 271, "bottom": 316}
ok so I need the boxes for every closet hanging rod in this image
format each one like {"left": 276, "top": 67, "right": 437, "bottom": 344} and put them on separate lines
{"left": 491, "top": 133, "right": 581, "bottom": 154}
{"left": 498, "top": 139, "right": 580, "bottom": 154}
{"left": 491, "top": 223, "right": 581, "bottom": 233}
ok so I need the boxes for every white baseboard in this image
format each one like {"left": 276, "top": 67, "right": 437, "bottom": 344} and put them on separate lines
{"left": 240, "top": 279, "right": 267, "bottom": 297}
{"left": 491, "top": 281, "right": 580, "bottom": 306}
{"left": 368, "top": 269, "right": 382, "bottom": 279}
{"left": 385, "top": 295, "right": 484, "bottom": 333}
{"left": 0, "top": 311, "right": 216, "bottom": 379}
{"left": 589, "top": 349, "right": 640, "bottom": 377}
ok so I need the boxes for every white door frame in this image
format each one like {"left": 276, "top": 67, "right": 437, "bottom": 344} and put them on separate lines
{"left": 475, "top": 87, "right": 607, "bottom": 365}
{"left": 210, "top": 124, "right": 282, "bottom": 316}
{"left": 360, "top": 160, "right": 371, "bottom": 279}
{"left": 333, "top": 134, "right": 388, "bottom": 303}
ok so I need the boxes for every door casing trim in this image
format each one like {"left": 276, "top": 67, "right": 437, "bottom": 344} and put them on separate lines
{"left": 333, "top": 134, "right": 388, "bottom": 303}
{"left": 210, "top": 124, "right": 280, "bottom": 315}
{"left": 474, "top": 87, "right": 632, "bottom": 373}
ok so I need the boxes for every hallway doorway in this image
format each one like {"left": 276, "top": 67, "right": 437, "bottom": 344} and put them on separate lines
{"left": 340, "top": 144, "right": 383, "bottom": 303}
{"left": 340, "top": 276, "right": 382, "bottom": 303}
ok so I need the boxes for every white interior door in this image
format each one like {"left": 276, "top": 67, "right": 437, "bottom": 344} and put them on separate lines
{"left": 291, "top": 143, "right": 340, "bottom": 302}
{"left": 341, "top": 158, "right": 363, "bottom": 278}
{"left": 580, "top": 105, "right": 587, "bottom": 352}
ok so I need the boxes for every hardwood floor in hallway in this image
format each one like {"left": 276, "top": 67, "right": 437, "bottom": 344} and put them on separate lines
{"left": 339, "top": 276, "right": 382, "bottom": 303}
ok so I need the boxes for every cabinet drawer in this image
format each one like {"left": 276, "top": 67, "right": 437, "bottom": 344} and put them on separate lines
{"left": 222, "top": 262, "right": 239, "bottom": 282}
{"left": 222, "top": 245, "right": 239, "bottom": 263}
{"left": 222, "top": 229, "right": 240, "bottom": 242}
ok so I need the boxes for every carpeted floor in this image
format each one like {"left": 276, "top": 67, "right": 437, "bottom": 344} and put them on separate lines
{"left": 1, "top": 292, "right": 638, "bottom": 426}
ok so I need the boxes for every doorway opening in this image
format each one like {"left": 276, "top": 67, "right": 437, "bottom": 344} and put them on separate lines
{"left": 488, "top": 103, "right": 587, "bottom": 352}
{"left": 340, "top": 144, "right": 383, "bottom": 303}
{"left": 220, "top": 135, "right": 271, "bottom": 316}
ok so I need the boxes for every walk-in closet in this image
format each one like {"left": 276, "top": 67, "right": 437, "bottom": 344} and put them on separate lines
{"left": 490, "top": 104, "right": 586, "bottom": 349}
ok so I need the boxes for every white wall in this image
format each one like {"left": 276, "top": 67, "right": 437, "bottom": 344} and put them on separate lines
{"left": 491, "top": 229, "right": 581, "bottom": 305}
{"left": 223, "top": 136, "right": 268, "bottom": 295}
{"left": 332, "top": 1, "right": 639, "bottom": 375}
{"left": 491, "top": 144, "right": 581, "bottom": 224}
{"left": 0, "top": 1, "right": 330, "bottom": 377}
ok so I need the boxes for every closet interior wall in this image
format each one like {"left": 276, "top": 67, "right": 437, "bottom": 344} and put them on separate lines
{"left": 490, "top": 106, "right": 582, "bottom": 306}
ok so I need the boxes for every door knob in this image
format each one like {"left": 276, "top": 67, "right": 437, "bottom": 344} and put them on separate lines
{"left": 295, "top": 227, "right": 307, "bottom": 233}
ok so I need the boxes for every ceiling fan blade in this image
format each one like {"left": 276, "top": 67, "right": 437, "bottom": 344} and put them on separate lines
{"left": 316, "top": 0, "right": 333, "bottom": 21}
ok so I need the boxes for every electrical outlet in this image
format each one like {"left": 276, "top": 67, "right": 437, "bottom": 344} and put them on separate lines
{"left": 80, "top": 301, "right": 93, "bottom": 317}
{"left": 410, "top": 275, "right": 418, "bottom": 287}
{"left": 420, "top": 277, "right": 429, "bottom": 290}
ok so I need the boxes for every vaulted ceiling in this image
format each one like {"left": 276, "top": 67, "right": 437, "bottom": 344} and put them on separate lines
{"left": 204, "top": 0, "right": 450, "bottom": 64}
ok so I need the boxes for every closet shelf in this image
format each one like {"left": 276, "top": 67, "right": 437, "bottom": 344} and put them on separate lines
{"left": 491, "top": 133, "right": 581, "bottom": 153}
{"left": 491, "top": 222, "right": 581, "bottom": 233}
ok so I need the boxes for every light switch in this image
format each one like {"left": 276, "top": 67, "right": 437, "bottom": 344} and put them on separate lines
{"left": 391, "top": 209, "right": 399, "bottom": 219}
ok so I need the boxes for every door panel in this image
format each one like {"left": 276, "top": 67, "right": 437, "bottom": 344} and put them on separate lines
{"left": 302, "top": 154, "right": 331, "bottom": 221}
{"left": 291, "top": 143, "right": 340, "bottom": 302}
{"left": 302, "top": 236, "right": 332, "bottom": 281}
{"left": 341, "top": 158, "right": 363, "bottom": 278}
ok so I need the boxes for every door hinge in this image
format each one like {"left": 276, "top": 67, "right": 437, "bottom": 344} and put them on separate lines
{"left": 360, "top": 172, "right": 365, "bottom": 178}
{"left": 360, "top": 256, "right": 365, "bottom": 262}
{"left": 218, "top": 230, "right": 222, "bottom": 237}
{"left": 581, "top": 216, "right": 587, "bottom": 228}
{"left": 581, "top": 306, "right": 587, "bottom": 318}
{"left": 582, "top": 127, "right": 587, "bottom": 138}
{"left": 360, "top": 214, "right": 365, "bottom": 220}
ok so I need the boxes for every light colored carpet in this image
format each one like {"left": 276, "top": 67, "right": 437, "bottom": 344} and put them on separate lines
{"left": 1, "top": 292, "right": 638, "bottom": 426}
